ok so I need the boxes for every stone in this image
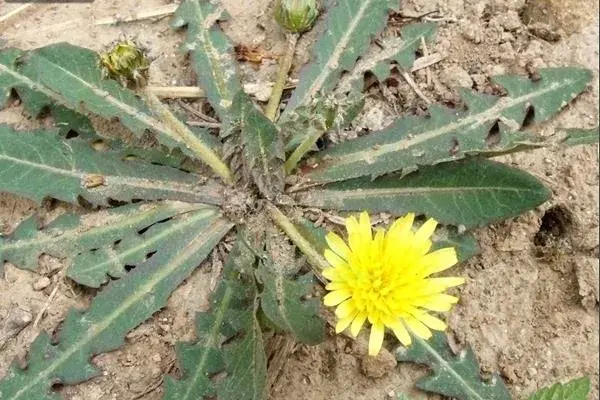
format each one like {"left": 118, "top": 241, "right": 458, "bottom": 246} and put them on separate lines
{"left": 32, "top": 276, "right": 51, "bottom": 291}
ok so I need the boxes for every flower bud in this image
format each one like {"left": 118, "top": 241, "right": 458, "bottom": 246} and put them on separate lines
{"left": 99, "top": 39, "right": 150, "bottom": 88}
{"left": 274, "top": 0, "right": 319, "bottom": 33}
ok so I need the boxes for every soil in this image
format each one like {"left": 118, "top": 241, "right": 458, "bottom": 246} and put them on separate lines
{"left": 0, "top": 0, "right": 598, "bottom": 399}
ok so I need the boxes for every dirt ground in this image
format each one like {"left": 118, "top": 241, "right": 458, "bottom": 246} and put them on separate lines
{"left": 0, "top": 0, "right": 598, "bottom": 399}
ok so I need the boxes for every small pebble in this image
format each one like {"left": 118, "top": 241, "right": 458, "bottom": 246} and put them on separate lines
{"left": 32, "top": 276, "right": 51, "bottom": 291}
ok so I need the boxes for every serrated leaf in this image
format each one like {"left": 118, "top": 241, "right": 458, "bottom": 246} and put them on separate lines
{"left": 51, "top": 106, "right": 211, "bottom": 172}
{"left": 528, "top": 377, "right": 590, "bottom": 400}
{"left": 0, "top": 201, "right": 201, "bottom": 272}
{"left": 300, "top": 68, "right": 592, "bottom": 183}
{"left": 0, "top": 48, "right": 21, "bottom": 108}
{"left": 558, "top": 126, "right": 599, "bottom": 147}
{"left": 336, "top": 22, "right": 438, "bottom": 94}
{"left": 0, "top": 208, "right": 232, "bottom": 400}
{"left": 164, "top": 237, "right": 266, "bottom": 400}
{"left": 283, "top": 91, "right": 365, "bottom": 161}
{"left": 67, "top": 203, "right": 222, "bottom": 287}
{"left": 257, "top": 236, "right": 326, "bottom": 344}
{"left": 0, "top": 44, "right": 222, "bottom": 168}
{"left": 216, "top": 299, "right": 266, "bottom": 400}
{"left": 51, "top": 105, "right": 105, "bottom": 143}
{"left": 293, "top": 158, "right": 551, "bottom": 227}
{"left": 171, "top": 0, "right": 242, "bottom": 124}
{"left": 0, "top": 125, "right": 224, "bottom": 206}
{"left": 282, "top": 0, "right": 398, "bottom": 116}
{"left": 233, "top": 92, "right": 285, "bottom": 199}
{"left": 395, "top": 332, "right": 511, "bottom": 400}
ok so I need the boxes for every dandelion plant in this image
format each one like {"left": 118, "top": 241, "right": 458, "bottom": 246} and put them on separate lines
{"left": 0, "top": 0, "right": 597, "bottom": 399}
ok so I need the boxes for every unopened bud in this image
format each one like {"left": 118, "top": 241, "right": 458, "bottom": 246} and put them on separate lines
{"left": 274, "top": 0, "right": 319, "bottom": 33}
{"left": 99, "top": 39, "right": 150, "bottom": 88}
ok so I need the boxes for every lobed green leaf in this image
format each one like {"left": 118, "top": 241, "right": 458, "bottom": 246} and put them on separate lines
{"left": 527, "top": 376, "right": 590, "bottom": 400}
{"left": 558, "top": 126, "right": 599, "bottom": 147}
{"left": 336, "top": 22, "right": 438, "bottom": 94}
{"left": 282, "top": 0, "right": 398, "bottom": 117}
{"left": 299, "top": 68, "right": 593, "bottom": 183}
{"left": 0, "top": 125, "right": 224, "bottom": 206}
{"left": 0, "top": 44, "right": 221, "bottom": 166}
{"left": 0, "top": 201, "right": 202, "bottom": 272}
{"left": 293, "top": 158, "right": 551, "bottom": 227}
{"left": 395, "top": 332, "right": 511, "bottom": 400}
{"left": 171, "top": 0, "right": 242, "bottom": 125}
{"left": 164, "top": 237, "right": 266, "bottom": 400}
{"left": 257, "top": 235, "right": 326, "bottom": 345}
{"left": 0, "top": 208, "right": 232, "bottom": 400}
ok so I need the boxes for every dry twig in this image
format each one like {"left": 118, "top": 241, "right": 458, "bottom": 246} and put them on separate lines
{"left": 0, "top": 4, "right": 34, "bottom": 24}
{"left": 33, "top": 283, "right": 60, "bottom": 328}
{"left": 401, "top": 71, "right": 432, "bottom": 104}
{"left": 147, "top": 86, "right": 205, "bottom": 99}
{"left": 94, "top": 4, "right": 178, "bottom": 25}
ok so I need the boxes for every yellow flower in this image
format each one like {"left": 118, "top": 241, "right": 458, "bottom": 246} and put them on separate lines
{"left": 322, "top": 212, "right": 465, "bottom": 356}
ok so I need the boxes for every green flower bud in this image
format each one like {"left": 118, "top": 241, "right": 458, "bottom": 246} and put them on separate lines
{"left": 99, "top": 39, "right": 150, "bottom": 88}
{"left": 274, "top": 0, "right": 319, "bottom": 33}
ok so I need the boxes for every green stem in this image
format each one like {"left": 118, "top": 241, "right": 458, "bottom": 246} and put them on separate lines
{"left": 284, "top": 125, "right": 324, "bottom": 173}
{"left": 265, "top": 33, "right": 298, "bottom": 121}
{"left": 144, "top": 90, "right": 234, "bottom": 184}
{"left": 265, "top": 203, "right": 328, "bottom": 284}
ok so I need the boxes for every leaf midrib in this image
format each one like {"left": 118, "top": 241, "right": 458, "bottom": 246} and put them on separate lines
{"left": 193, "top": 2, "right": 232, "bottom": 110}
{"left": 1, "top": 204, "right": 199, "bottom": 253}
{"left": 0, "top": 151, "right": 203, "bottom": 198}
{"left": 69, "top": 208, "right": 207, "bottom": 277}
{"left": 181, "top": 284, "right": 233, "bottom": 400}
{"left": 301, "top": 184, "right": 545, "bottom": 200}
{"left": 293, "top": 0, "right": 373, "bottom": 109}
{"left": 415, "top": 335, "right": 487, "bottom": 400}
{"left": 309, "top": 77, "right": 581, "bottom": 177}
{"left": 9, "top": 212, "right": 230, "bottom": 400}
{"left": 1, "top": 53, "right": 212, "bottom": 161}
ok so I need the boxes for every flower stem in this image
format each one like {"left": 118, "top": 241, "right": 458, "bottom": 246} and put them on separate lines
{"left": 284, "top": 125, "right": 323, "bottom": 173}
{"left": 144, "top": 90, "right": 233, "bottom": 184}
{"left": 266, "top": 203, "right": 328, "bottom": 284}
{"left": 265, "top": 33, "right": 298, "bottom": 121}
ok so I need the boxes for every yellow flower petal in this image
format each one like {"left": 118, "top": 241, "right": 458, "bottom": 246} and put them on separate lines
{"left": 404, "top": 315, "right": 432, "bottom": 340}
{"left": 388, "top": 213, "right": 414, "bottom": 237}
{"left": 323, "top": 290, "right": 352, "bottom": 307}
{"left": 345, "top": 215, "right": 360, "bottom": 235}
{"left": 322, "top": 267, "right": 337, "bottom": 280}
{"left": 415, "top": 218, "right": 437, "bottom": 242}
{"left": 415, "top": 312, "right": 447, "bottom": 331}
{"left": 368, "top": 322, "right": 385, "bottom": 356}
{"left": 359, "top": 212, "right": 372, "bottom": 239}
{"left": 335, "top": 299, "right": 356, "bottom": 318}
{"left": 419, "top": 277, "right": 466, "bottom": 295}
{"left": 336, "top": 311, "right": 358, "bottom": 333}
{"left": 326, "top": 232, "right": 351, "bottom": 260}
{"left": 413, "top": 218, "right": 437, "bottom": 254}
{"left": 419, "top": 247, "right": 458, "bottom": 277}
{"left": 324, "top": 249, "right": 348, "bottom": 270}
{"left": 350, "top": 312, "right": 367, "bottom": 337}
{"left": 325, "top": 282, "right": 347, "bottom": 291}
{"left": 412, "top": 294, "right": 459, "bottom": 312}
{"left": 386, "top": 318, "right": 412, "bottom": 347}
